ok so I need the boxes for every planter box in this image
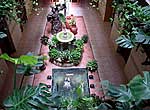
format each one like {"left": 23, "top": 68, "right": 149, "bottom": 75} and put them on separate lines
{"left": 7, "top": 20, "right": 22, "bottom": 49}
{"left": 0, "top": 49, "right": 8, "bottom": 92}
{"left": 98, "top": 0, "right": 113, "bottom": 22}
{"left": 124, "top": 47, "right": 150, "bottom": 81}
{"left": 25, "top": 0, "right": 33, "bottom": 17}
{"left": 109, "top": 14, "right": 119, "bottom": 51}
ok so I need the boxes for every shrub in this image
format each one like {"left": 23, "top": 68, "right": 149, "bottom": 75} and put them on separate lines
{"left": 40, "top": 35, "right": 49, "bottom": 45}
{"left": 86, "top": 60, "right": 98, "bottom": 72}
{"left": 81, "top": 34, "right": 88, "bottom": 43}
{"left": 49, "top": 48, "right": 60, "bottom": 60}
{"left": 74, "top": 39, "right": 84, "bottom": 49}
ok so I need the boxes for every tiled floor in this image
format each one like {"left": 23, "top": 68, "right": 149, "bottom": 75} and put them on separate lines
{"left": 0, "top": 0, "right": 127, "bottom": 103}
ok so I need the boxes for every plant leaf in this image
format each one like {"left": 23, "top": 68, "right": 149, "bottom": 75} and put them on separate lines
{"left": 0, "top": 32, "right": 7, "bottom": 39}
{"left": 3, "top": 84, "right": 55, "bottom": 110}
{"left": 116, "top": 35, "right": 136, "bottom": 48}
{"left": 128, "top": 71, "right": 150, "bottom": 100}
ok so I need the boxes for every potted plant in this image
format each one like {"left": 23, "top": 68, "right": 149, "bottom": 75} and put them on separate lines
{"left": 0, "top": 53, "right": 38, "bottom": 89}
{"left": 0, "top": 0, "right": 22, "bottom": 23}
{"left": 59, "top": 50, "right": 70, "bottom": 63}
{"left": 74, "top": 39, "right": 84, "bottom": 49}
{"left": 49, "top": 48, "right": 60, "bottom": 62}
{"left": 16, "top": 52, "right": 48, "bottom": 75}
{"left": 69, "top": 49, "right": 82, "bottom": 65}
{"left": 66, "top": 14, "right": 75, "bottom": 29}
{"left": 86, "top": 60, "right": 98, "bottom": 72}
{"left": 40, "top": 35, "right": 49, "bottom": 46}
{"left": 81, "top": 34, "right": 89, "bottom": 43}
{"left": 69, "top": 18, "right": 78, "bottom": 35}
{"left": 113, "top": 0, "right": 150, "bottom": 64}
{"left": 38, "top": 55, "right": 48, "bottom": 71}
{"left": 89, "top": 0, "right": 99, "bottom": 8}
{"left": 3, "top": 83, "right": 62, "bottom": 110}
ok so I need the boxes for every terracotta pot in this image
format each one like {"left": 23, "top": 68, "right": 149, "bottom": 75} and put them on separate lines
{"left": 39, "top": 63, "right": 46, "bottom": 71}
{"left": 65, "top": 21, "right": 70, "bottom": 29}
{"left": 70, "top": 25, "right": 78, "bottom": 35}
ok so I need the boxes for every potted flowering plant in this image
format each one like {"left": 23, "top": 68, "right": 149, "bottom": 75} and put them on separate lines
{"left": 86, "top": 60, "right": 98, "bottom": 72}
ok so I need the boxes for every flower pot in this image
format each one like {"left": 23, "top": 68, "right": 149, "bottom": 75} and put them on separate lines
{"left": 70, "top": 25, "right": 78, "bottom": 35}
{"left": 39, "top": 63, "right": 46, "bottom": 71}
{"left": 65, "top": 21, "right": 70, "bottom": 29}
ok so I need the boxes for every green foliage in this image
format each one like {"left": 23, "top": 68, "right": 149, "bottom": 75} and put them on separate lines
{"left": 0, "top": 53, "right": 46, "bottom": 75}
{"left": 31, "top": 0, "right": 39, "bottom": 11}
{"left": 0, "top": 53, "right": 38, "bottom": 65}
{"left": 89, "top": 0, "right": 99, "bottom": 8}
{"left": 69, "top": 18, "right": 76, "bottom": 26}
{"left": 69, "top": 49, "right": 82, "bottom": 65}
{"left": 48, "top": 37, "right": 84, "bottom": 65}
{"left": 3, "top": 83, "right": 62, "bottom": 110}
{"left": 0, "top": 0, "right": 22, "bottom": 23}
{"left": 114, "top": 0, "right": 150, "bottom": 49}
{"left": 86, "top": 60, "right": 98, "bottom": 72}
{"left": 128, "top": 71, "right": 150, "bottom": 101}
{"left": 102, "top": 71, "right": 150, "bottom": 110}
{"left": 49, "top": 48, "right": 60, "bottom": 60}
{"left": 0, "top": 32, "right": 7, "bottom": 39}
{"left": 116, "top": 35, "right": 137, "bottom": 48}
{"left": 74, "top": 39, "right": 84, "bottom": 49}
{"left": 59, "top": 50, "right": 70, "bottom": 61}
{"left": 81, "top": 34, "right": 89, "bottom": 43}
{"left": 50, "top": 35, "right": 59, "bottom": 47}
{"left": 40, "top": 35, "right": 49, "bottom": 46}
{"left": 4, "top": 72, "right": 150, "bottom": 110}
{"left": 59, "top": 13, "right": 66, "bottom": 23}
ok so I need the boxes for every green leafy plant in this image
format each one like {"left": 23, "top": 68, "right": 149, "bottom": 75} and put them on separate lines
{"left": 59, "top": 13, "right": 66, "bottom": 24}
{"left": 0, "top": 32, "right": 7, "bottom": 39}
{"left": 0, "top": 0, "right": 22, "bottom": 23}
{"left": 89, "top": 0, "right": 100, "bottom": 8}
{"left": 69, "top": 49, "right": 82, "bottom": 65}
{"left": 69, "top": 18, "right": 76, "bottom": 26}
{"left": 86, "top": 60, "right": 98, "bottom": 72}
{"left": 102, "top": 71, "right": 150, "bottom": 110}
{"left": 74, "top": 39, "right": 84, "bottom": 49}
{"left": 40, "top": 35, "right": 49, "bottom": 46}
{"left": 31, "top": 0, "right": 39, "bottom": 11}
{"left": 49, "top": 48, "right": 60, "bottom": 60}
{"left": 81, "top": 34, "right": 89, "bottom": 43}
{"left": 0, "top": 53, "right": 38, "bottom": 89}
{"left": 59, "top": 50, "right": 70, "bottom": 62}
{"left": 3, "top": 83, "right": 62, "bottom": 110}
{"left": 48, "top": 37, "right": 84, "bottom": 66}
{"left": 50, "top": 35, "right": 59, "bottom": 47}
{"left": 0, "top": 53, "right": 37, "bottom": 66}
{"left": 3, "top": 72, "right": 150, "bottom": 110}
{"left": 16, "top": 54, "right": 47, "bottom": 76}
{"left": 114, "top": 0, "right": 150, "bottom": 49}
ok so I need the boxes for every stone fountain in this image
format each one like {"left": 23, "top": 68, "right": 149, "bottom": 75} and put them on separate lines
{"left": 52, "top": 68, "right": 89, "bottom": 98}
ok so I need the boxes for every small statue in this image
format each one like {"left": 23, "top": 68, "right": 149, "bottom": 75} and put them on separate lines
{"left": 63, "top": 77, "right": 71, "bottom": 89}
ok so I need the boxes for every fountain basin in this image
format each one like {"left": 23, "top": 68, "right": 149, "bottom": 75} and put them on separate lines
{"left": 56, "top": 30, "right": 74, "bottom": 43}
{"left": 52, "top": 68, "right": 89, "bottom": 98}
